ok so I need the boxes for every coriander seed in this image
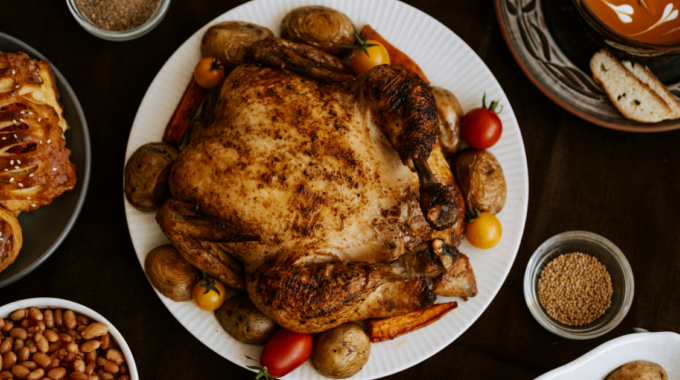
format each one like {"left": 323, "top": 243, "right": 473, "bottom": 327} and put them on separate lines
{"left": 538, "top": 252, "right": 613, "bottom": 326}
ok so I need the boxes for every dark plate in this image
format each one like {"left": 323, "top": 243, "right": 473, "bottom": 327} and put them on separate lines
{"left": 0, "top": 32, "right": 91, "bottom": 288}
{"left": 495, "top": 0, "right": 680, "bottom": 132}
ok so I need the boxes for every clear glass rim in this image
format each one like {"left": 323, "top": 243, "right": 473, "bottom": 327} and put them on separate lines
{"left": 523, "top": 231, "right": 634, "bottom": 340}
{"left": 66, "top": 0, "right": 170, "bottom": 41}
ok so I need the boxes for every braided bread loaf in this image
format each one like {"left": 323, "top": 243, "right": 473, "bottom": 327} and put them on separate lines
{"left": 0, "top": 52, "right": 77, "bottom": 212}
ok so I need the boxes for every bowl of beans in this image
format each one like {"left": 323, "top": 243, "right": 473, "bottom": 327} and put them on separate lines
{"left": 524, "top": 231, "right": 634, "bottom": 340}
{"left": 0, "top": 298, "right": 137, "bottom": 380}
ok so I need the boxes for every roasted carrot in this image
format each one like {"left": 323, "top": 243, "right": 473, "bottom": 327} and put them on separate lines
{"left": 365, "top": 301, "right": 458, "bottom": 343}
{"left": 360, "top": 25, "right": 430, "bottom": 84}
{"left": 162, "top": 77, "right": 207, "bottom": 145}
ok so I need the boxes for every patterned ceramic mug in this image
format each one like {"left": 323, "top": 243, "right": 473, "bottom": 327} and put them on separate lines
{"left": 572, "top": 0, "right": 680, "bottom": 56}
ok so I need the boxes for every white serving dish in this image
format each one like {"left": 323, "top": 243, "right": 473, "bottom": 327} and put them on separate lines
{"left": 0, "top": 297, "right": 138, "bottom": 380}
{"left": 123, "top": 0, "right": 530, "bottom": 378}
{"left": 537, "top": 332, "right": 680, "bottom": 380}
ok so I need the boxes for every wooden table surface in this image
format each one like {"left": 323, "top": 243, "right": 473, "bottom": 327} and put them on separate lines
{"left": 2, "top": 0, "right": 680, "bottom": 379}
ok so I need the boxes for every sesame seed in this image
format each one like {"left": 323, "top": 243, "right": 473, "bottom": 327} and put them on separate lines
{"left": 1, "top": 137, "right": 5, "bottom": 140}
{"left": 52, "top": 168, "right": 57, "bottom": 171}
{"left": 10, "top": 160, "right": 13, "bottom": 165}
{"left": 47, "top": 139, "right": 51, "bottom": 143}
{"left": 31, "top": 204, "right": 35, "bottom": 207}
{"left": 404, "top": 236, "right": 410, "bottom": 242}
{"left": 13, "top": 120, "right": 16, "bottom": 124}
{"left": 15, "top": 85, "right": 18, "bottom": 88}
{"left": 16, "top": 160, "right": 20, "bottom": 164}
{"left": 20, "top": 111, "right": 24, "bottom": 114}
{"left": 27, "top": 197, "right": 30, "bottom": 199}
{"left": 38, "top": 118, "right": 41, "bottom": 121}
{"left": 0, "top": 238, "right": 3, "bottom": 241}
{"left": 13, "top": 134, "right": 17, "bottom": 138}
{"left": 18, "top": 183, "right": 23, "bottom": 187}
{"left": 19, "top": 118, "right": 24, "bottom": 122}
{"left": 29, "top": 174, "right": 33, "bottom": 177}
{"left": 11, "top": 70, "right": 15, "bottom": 74}
{"left": 9, "top": 178, "right": 13, "bottom": 182}
{"left": 14, "top": 166, "right": 19, "bottom": 169}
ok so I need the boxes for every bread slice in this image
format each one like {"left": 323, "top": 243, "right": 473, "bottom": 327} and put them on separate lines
{"left": 622, "top": 60, "right": 680, "bottom": 120}
{"left": 590, "top": 49, "right": 672, "bottom": 123}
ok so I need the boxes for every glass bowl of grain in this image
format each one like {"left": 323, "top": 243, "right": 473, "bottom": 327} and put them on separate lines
{"left": 66, "top": 0, "right": 171, "bottom": 41}
{"left": 524, "top": 231, "right": 634, "bottom": 340}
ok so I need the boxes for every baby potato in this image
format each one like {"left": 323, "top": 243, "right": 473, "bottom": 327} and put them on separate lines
{"left": 124, "top": 142, "right": 179, "bottom": 212}
{"left": 145, "top": 244, "right": 200, "bottom": 302}
{"left": 312, "top": 323, "right": 371, "bottom": 379}
{"left": 201, "top": 21, "right": 273, "bottom": 69}
{"left": 452, "top": 149, "right": 507, "bottom": 214}
{"left": 431, "top": 86, "right": 464, "bottom": 155}
{"left": 281, "top": 6, "right": 355, "bottom": 54}
{"left": 215, "top": 294, "right": 278, "bottom": 345}
{"left": 605, "top": 361, "right": 668, "bottom": 380}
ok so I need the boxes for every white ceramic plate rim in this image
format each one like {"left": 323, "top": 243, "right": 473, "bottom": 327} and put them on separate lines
{"left": 0, "top": 297, "right": 138, "bottom": 380}
{"left": 536, "top": 332, "right": 680, "bottom": 379}
{"left": 124, "top": 0, "right": 529, "bottom": 378}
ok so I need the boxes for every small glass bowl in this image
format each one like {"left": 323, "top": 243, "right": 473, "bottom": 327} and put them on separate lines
{"left": 66, "top": 0, "right": 170, "bottom": 41}
{"left": 524, "top": 231, "right": 634, "bottom": 340}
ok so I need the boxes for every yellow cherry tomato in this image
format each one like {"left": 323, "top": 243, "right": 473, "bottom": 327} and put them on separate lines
{"left": 350, "top": 40, "right": 390, "bottom": 76}
{"left": 465, "top": 212, "right": 502, "bottom": 249}
{"left": 194, "top": 57, "right": 225, "bottom": 89}
{"left": 192, "top": 274, "right": 227, "bottom": 311}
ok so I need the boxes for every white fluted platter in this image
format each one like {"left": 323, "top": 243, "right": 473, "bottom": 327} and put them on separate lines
{"left": 124, "top": 0, "right": 529, "bottom": 378}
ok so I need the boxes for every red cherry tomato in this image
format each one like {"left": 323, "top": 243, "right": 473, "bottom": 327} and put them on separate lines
{"left": 460, "top": 94, "right": 503, "bottom": 150}
{"left": 260, "top": 329, "right": 313, "bottom": 378}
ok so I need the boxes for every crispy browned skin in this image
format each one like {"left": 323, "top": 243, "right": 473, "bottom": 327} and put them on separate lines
{"left": 156, "top": 199, "right": 258, "bottom": 291}
{"left": 0, "top": 52, "right": 77, "bottom": 212}
{"left": 433, "top": 252, "right": 478, "bottom": 298}
{"left": 365, "top": 301, "right": 458, "bottom": 342}
{"left": 162, "top": 64, "right": 468, "bottom": 333}
{"left": 250, "top": 257, "right": 435, "bottom": 333}
{"left": 251, "top": 36, "right": 354, "bottom": 82}
{"left": 0, "top": 206, "right": 22, "bottom": 274}
{"left": 359, "top": 65, "right": 438, "bottom": 170}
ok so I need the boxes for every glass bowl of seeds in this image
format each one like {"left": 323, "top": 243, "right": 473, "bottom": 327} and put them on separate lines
{"left": 66, "top": 0, "right": 171, "bottom": 41}
{"left": 524, "top": 231, "right": 634, "bottom": 340}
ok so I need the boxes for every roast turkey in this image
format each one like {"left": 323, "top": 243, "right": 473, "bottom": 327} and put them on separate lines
{"left": 157, "top": 38, "right": 471, "bottom": 333}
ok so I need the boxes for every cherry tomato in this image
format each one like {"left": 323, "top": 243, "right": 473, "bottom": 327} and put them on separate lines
{"left": 255, "top": 329, "right": 313, "bottom": 378}
{"left": 192, "top": 273, "right": 227, "bottom": 311}
{"left": 350, "top": 40, "right": 390, "bottom": 76}
{"left": 193, "top": 57, "right": 225, "bottom": 89}
{"left": 465, "top": 211, "right": 502, "bottom": 249}
{"left": 460, "top": 94, "right": 503, "bottom": 149}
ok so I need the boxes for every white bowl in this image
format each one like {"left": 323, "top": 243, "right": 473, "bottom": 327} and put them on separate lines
{"left": 536, "top": 332, "right": 680, "bottom": 379}
{"left": 0, "top": 297, "right": 138, "bottom": 380}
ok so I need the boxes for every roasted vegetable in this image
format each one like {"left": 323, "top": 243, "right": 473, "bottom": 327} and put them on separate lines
{"left": 215, "top": 294, "right": 278, "bottom": 345}
{"left": 201, "top": 21, "right": 273, "bottom": 69}
{"left": 365, "top": 302, "right": 457, "bottom": 343}
{"left": 281, "top": 6, "right": 355, "bottom": 54}
{"left": 605, "top": 361, "right": 668, "bottom": 380}
{"left": 162, "top": 78, "right": 206, "bottom": 145}
{"left": 433, "top": 252, "right": 478, "bottom": 298}
{"left": 124, "top": 142, "right": 179, "bottom": 211}
{"left": 144, "top": 244, "right": 200, "bottom": 302}
{"left": 432, "top": 87, "right": 464, "bottom": 155}
{"left": 360, "top": 25, "right": 429, "bottom": 84}
{"left": 452, "top": 149, "right": 507, "bottom": 214}
{"left": 311, "top": 323, "right": 371, "bottom": 379}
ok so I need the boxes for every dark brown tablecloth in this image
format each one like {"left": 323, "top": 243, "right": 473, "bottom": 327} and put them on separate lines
{"left": 2, "top": 1, "right": 680, "bottom": 379}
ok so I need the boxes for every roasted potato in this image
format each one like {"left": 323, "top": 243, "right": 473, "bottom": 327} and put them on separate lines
{"left": 215, "top": 294, "right": 278, "bottom": 345}
{"left": 312, "top": 323, "right": 371, "bottom": 379}
{"left": 201, "top": 21, "right": 273, "bottom": 69}
{"left": 452, "top": 149, "right": 506, "bottom": 214}
{"left": 281, "top": 6, "right": 355, "bottom": 54}
{"left": 431, "top": 86, "right": 464, "bottom": 155}
{"left": 124, "top": 142, "right": 179, "bottom": 212}
{"left": 605, "top": 361, "right": 668, "bottom": 380}
{"left": 144, "top": 244, "right": 200, "bottom": 302}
